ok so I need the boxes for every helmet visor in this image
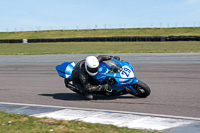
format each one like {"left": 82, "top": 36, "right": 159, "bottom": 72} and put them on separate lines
{"left": 87, "top": 66, "right": 98, "bottom": 74}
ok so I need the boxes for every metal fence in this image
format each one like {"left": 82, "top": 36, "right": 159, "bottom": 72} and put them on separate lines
{"left": 1, "top": 22, "right": 200, "bottom": 32}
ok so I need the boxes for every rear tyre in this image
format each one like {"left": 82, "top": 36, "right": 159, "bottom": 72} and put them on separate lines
{"left": 64, "top": 78, "right": 81, "bottom": 94}
{"left": 131, "top": 80, "right": 151, "bottom": 98}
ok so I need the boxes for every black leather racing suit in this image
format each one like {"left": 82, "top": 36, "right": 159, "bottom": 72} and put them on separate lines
{"left": 71, "top": 55, "right": 120, "bottom": 94}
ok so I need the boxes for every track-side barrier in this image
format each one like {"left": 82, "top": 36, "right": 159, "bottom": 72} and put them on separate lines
{"left": 0, "top": 36, "right": 200, "bottom": 43}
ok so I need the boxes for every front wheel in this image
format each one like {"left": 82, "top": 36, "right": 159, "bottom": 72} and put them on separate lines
{"left": 131, "top": 80, "right": 151, "bottom": 98}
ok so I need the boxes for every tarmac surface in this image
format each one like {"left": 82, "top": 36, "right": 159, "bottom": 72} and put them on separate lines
{"left": 0, "top": 53, "right": 200, "bottom": 118}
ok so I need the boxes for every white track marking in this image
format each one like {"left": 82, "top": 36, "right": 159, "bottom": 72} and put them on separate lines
{"left": 0, "top": 101, "right": 200, "bottom": 121}
{"left": 0, "top": 101, "right": 197, "bottom": 130}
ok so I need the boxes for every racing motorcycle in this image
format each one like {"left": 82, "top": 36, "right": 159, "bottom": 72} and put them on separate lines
{"left": 56, "top": 58, "right": 151, "bottom": 98}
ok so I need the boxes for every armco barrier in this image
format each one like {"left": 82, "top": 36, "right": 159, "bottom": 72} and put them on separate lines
{"left": 0, "top": 36, "right": 199, "bottom": 43}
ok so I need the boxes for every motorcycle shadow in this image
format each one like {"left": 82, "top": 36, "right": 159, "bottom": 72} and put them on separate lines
{"left": 39, "top": 93, "right": 139, "bottom": 101}
{"left": 94, "top": 95, "right": 139, "bottom": 100}
{"left": 39, "top": 93, "right": 85, "bottom": 101}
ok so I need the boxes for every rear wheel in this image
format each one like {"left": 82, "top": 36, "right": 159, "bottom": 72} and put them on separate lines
{"left": 131, "top": 80, "right": 151, "bottom": 98}
{"left": 64, "top": 78, "right": 81, "bottom": 94}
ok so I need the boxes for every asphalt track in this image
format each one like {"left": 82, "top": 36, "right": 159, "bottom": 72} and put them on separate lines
{"left": 0, "top": 53, "right": 200, "bottom": 118}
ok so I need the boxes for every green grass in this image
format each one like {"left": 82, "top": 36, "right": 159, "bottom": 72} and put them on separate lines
{"left": 0, "top": 27, "right": 200, "bottom": 39}
{"left": 0, "top": 111, "right": 161, "bottom": 133}
{"left": 1, "top": 28, "right": 199, "bottom": 55}
{"left": 0, "top": 42, "right": 200, "bottom": 55}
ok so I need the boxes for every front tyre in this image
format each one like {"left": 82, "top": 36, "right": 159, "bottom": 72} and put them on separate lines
{"left": 132, "top": 80, "right": 151, "bottom": 98}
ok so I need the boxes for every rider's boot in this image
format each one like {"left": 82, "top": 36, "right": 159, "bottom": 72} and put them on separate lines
{"left": 83, "top": 93, "right": 93, "bottom": 100}
{"left": 81, "top": 89, "right": 93, "bottom": 100}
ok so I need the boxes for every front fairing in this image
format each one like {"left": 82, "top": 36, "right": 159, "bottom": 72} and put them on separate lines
{"left": 106, "top": 59, "right": 135, "bottom": 84}
{"left": 93, "top": 58, "right": 136, "bottom": 85}
{"left": 91, "top": 58, "right": 139, "bottom": 95}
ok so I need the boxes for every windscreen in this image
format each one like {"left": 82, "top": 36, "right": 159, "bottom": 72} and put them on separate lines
{"left": 104, "top": 60, "right": 122, "bottom": 72}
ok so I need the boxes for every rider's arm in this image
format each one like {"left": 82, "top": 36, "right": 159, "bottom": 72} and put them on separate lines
{"left": 97, "top": 55, "right": 120, "bottom": 62}
{"left": 79, "top": 66, "right": 103, "bottom": 92}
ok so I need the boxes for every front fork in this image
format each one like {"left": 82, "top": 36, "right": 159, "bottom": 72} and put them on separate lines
{"left": 126, "top": 77, "right": 138, "bottom": 93}
{"left": 110, "top": 77, "right": 138, "bottom": 95}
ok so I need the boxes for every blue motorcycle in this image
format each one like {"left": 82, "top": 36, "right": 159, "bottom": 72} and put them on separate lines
{"left": 56, "top": 58, "right": 151, "bottom": 98}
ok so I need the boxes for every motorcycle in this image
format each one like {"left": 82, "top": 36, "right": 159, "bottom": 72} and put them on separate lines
{"left": 56, "top": 58, "right": 151, "bottom": 98}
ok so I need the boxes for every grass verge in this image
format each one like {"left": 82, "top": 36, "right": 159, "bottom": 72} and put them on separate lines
{"left": 0, "top": 41, "right": 200, "bottom": 55}
{"left": 0, "top": 27, "right": 200, "bottom": 39}
{"left": 0, "top": 111, "right": 161, "bottom": 133}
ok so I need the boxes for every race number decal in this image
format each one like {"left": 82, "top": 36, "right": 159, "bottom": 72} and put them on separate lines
{"left": 120, "top": 65, "right": 134, "bottom": 78}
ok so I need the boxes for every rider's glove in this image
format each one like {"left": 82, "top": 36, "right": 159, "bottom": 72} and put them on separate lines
{"left": 96, "top": 85, "right": 103, "bottom": 91}
{"left": 111, "top": 56, "right": 120, "bottom": 61}
{"left": 102, "top": 84, "right": 112, "bottom": 93}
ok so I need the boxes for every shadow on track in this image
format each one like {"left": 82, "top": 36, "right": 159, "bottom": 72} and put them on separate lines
{"left": 39, "top": 93, "right": 84, "bottom": 101}
{"left": 38, "top": 93, "right": 138, "bottom": 101}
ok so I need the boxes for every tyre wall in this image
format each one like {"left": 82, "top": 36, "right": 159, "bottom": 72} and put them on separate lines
{"left": 0, "top": 36, "right": 200, "bottom": 43}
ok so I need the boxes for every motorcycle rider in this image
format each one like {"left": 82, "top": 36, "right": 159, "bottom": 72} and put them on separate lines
{"left": 68, "top": 55, "right": 120, "bottom": 100}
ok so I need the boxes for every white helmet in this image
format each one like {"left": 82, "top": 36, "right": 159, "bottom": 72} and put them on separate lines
{"left": 85, "top": 56, "right": 99, "bottom": 76}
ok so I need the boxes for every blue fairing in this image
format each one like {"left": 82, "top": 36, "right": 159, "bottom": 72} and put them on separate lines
{"left": 92, "top": 58, "right": 138, "bottom": 94}
{"left": 56, "top": 62, "right": 75, "bottom": 79}
{"left": 92, "top": 62, "right": 110, "bottom": 84}
{"left": 56, "top": 58, "right": 139, "bottom": 95}
{"left": 94, "top": 59, "right": 135, "bottom": 83}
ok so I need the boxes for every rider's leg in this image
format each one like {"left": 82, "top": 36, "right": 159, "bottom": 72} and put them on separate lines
{"left": 73, "top": 81, "right": 93, "bottom": 100}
